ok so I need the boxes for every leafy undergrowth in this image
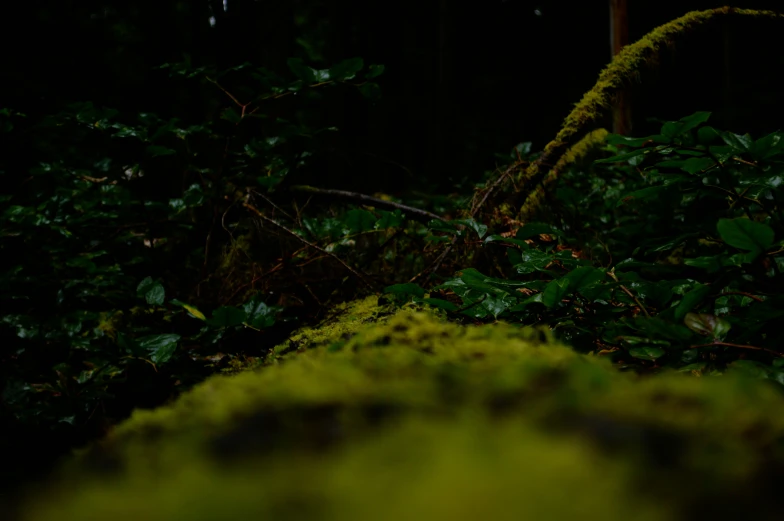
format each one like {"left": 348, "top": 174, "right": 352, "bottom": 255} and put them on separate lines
{"left": 388, "top": 112, "right": 784, "bottom": 384}
{"left": 17, "top": 303, "right": 784, "bottom": 521}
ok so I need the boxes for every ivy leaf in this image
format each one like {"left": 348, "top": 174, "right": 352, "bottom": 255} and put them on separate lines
{"left": 513, "top": 250, "right": 554, "bottom": 274}
{"left": 419, "top": 298, "right": 458, "bottom": 312}
{"left": 344, "top": 209, "right": 377, "bottom": 234}
{"left": 244, "top": 297, "right": 277, "bottom": 329}
{"left": 328, "top": 57, "right": 364, "bottom": 81}
{"left": 136, "top": 277, "right": 165, "bottom": 306}
{"left": 717, "top": 218, "right": 774, "bottom": 260}
{"left": 684, "top": 313, "right": 731, "bottom": 341}
{"left": 287, "top": 58, "right": 316, "bottom": 83}
{"left": 375, "top": 209, "right": 405, "bottom": 229}
{"left": 542, "top": 278, "right": 570, "bottom": 308}
{"left": 678, "top": 111, "right": 711, "bottom": 134}
{"left": 681, "top": 157, "right": 715, "bottom": 174}
{"left": 628, "top": 346, "right": 666, "bottom": 361}
{"left": 617, "top": 186, "right": 667, "bottom": 206}
{"left": 565, "top": 266, "right": 605, "bottom": 292}
{"left": 720, "top": 132, "right": 753, "bottom": 153}
{"left": 209, "top": 307, "right": 248, "bottom": 328}
{"left": 145, "top": 145, "right": 176, "bottom": 157}
{"left": 595, "top": 148, "right": 650, "bottom": 164}
{"left": 138, "top": 334, "right": 180, "bottom": 365}
{"left": 359, "top": 83, "right": 381, "bottom": 100}
{"left": 384, "top": 283, "right": 425, "bottom": 301}
{"left": 364, "top": 64, "right": 385, "bottom": 79}
{"left": 170, "top": 299, "right": 206, "bottom": 321}
{"left": 673, "top": 284, "right": 711, "bottom": 321}
{"left": 515, "top": 222, "right": 562, "bottom": 240}
{"left": 452, "top": 218, "right": 487, "bottom": 239}
{"left": 697, "top": 126, "right": 721, "bottom": 144}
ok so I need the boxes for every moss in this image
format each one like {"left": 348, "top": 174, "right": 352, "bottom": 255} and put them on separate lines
{"left": 271, "top": 294, "right": 394, "bottom": 355}
{"left": 512, "top": 8, "right": 784, "bottom": 221}
{"left": 518, "top": 128, "right": 609, "bottom": 221}
{"left": 18, "top": 306, "right": 784, "bottom": 521}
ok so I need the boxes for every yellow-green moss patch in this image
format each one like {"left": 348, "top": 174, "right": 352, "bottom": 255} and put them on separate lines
{"left": 19, "top": 307, "right": 784, "bottom": 521}
{"left": 271, "top": 294, "right": 392, "bottom": 355}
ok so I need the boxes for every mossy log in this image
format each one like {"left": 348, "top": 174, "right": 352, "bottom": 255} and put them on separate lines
{"left": 510, "top": 7, "right": 784, "bottom": 223}
{"left": 16, "top": 296, "right": 784, "bottom": 521}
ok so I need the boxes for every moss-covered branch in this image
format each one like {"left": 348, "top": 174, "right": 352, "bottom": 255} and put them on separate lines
{"left": 512, "top": 7, "right": 784, "bottom": 222}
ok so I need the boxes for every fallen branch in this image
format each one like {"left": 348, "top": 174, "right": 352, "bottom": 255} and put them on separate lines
{"left": 290, "top": 185, "right": 445, "bottom": 224}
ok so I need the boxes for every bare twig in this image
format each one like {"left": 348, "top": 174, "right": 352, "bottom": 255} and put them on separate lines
{"left": 607, "top": 268, "right": 650, "bottom": 318}
{"left": 470, "top": 162, "right": 523, "bottom": 217}
{"left": 690, "top": 342, "right": 783, "bottom": 357}
{"left": 290, "top": 185, "right": 445, "bottom": 224}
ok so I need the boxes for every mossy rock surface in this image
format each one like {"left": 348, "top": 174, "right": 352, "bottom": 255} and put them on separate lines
{"left": 19, "top": 297, "right": 784, "bottom": 521}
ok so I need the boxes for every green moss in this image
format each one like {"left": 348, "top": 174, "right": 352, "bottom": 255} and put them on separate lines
{"left": 513, "top": 8, "right": 784, "bottom": 221}
{"left": 518, "top": 128, "right": 609, "bottom": 221}
{"left": 18, "top": 306, "right": 784, "bottom": 521}
{"left": 271, "top": 294, "right": 394, "bottom": 355}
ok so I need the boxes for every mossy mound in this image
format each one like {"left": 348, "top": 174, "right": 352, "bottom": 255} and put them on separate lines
{"left": 19, "top": 300, "right": 784, "bottom": 521}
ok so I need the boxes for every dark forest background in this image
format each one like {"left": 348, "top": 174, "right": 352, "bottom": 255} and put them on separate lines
{"left": 4, "top": 0, "right": 784, "bottom": 194}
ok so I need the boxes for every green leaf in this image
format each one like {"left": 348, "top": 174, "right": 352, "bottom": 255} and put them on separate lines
{"left": 697, "top": 126, "right": 721, "bottom": 144}
{"left": 344, "top": 209, "right": 377, "bottom": 234}
{"left": 674, "top": 284, "right": 710, "bottom": 321}
{"left": 452, "top": 218, "right": 487, "bottom": 239}
{"left": 749, "top": 131, "right": 783, "bottom": 160}
{"left": 146, "top": 145, "right": 176, "bottom": 157}
{"left": 209, "top": 307, "right": 248, "bottom": 328}
{"left": 458, "top": 269, "right": 508, "bottom": 296}
{"left": 375, "top": 209, "right": 405, "bottom": 229}
{"left": 660, "top": 121, "right": 684, "bottom": 139}
{"left": 616, "top": 186, "right": 667, "bottom": 206}
{"left": 312, "top": 68, "right": 330, "bottom": 81}
{"left": 514, "top": 142, "right": 532, "bottom": 156}
{"left": 221, "top": 107, "right": 242, "bottom": 123}
{"left": 138, "top": 334, "right": 180, "bottom": 365}
{"left": 655, "top": 159, "right": 686, "bottom": 169}
{"left": 287, "top": 58, "right": 316, "bottom": 82}
{"left": 708, "top": 145, "right": 734, "bottom": 163}
{"left": 484, "top": 235, "right": 530, "bottom": 249}
{"left": 678, "top": 111, "right": 711, "bottom": 134}
{"left": 683, "top": 256, "right": 723, "bottom": 273}
{"left": 359, "top": 83, "right": 381, "bottom": 100}
{"left": 481, "top": 296, "right": 510, "bottom": 318}
{"left": 728, "top": 360, "right": 771, "bottom": 379}
{"left": 605, "top": 134, "right": 659, "bottom": 147}
{"left": 720, "top": 131, "right": 753, "bottom": 153}
{"left": 632, "top": 317, "right": 693, "bottom": 343}
{"left": 137, "top": 277, "right": 165, "bottom": 305}
{"left": 365, "top": 64, "right": 385, "bottom": 79}
{"left": 419, "top": 298, "right": 458, "bottom": 312}
{"left": 595, "top": 148, "right": 650, "bottom": 164}
{"left": 628, "top": 347, "right": 666, "bottom": 361}
{"left": 513, "top": 250, "right": 554, "bottom": 274}
{"left": 542, "top": 278, "right": 570, "bottom": 308}
{"left": 170, "top": 299, "right": 206, "bottom": 320}
{"left": 717, "top": 218, "right": 774, "bottom": 259}
{"left": 565, "top": 266, "right": 605, "bottom": 292}
{"left": 515, "top": 222, "right": 562, "bottom": 239}
{"left": 328, "top": 57, "right": 364, "bottom": 81}
{"left": 384, "top": 283, "right": 425, "bottom": 299}
{"left": 243, "top": 296, "right": 277, "bottom": 329}
{"left": 681, "top": 157, "right": 715, "bottom": 174}
{"left": 677, "top": 362, "right": 707, "bottom": 373}
{"left": 684, "top": 313, "right": 731, "bottom": 340}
